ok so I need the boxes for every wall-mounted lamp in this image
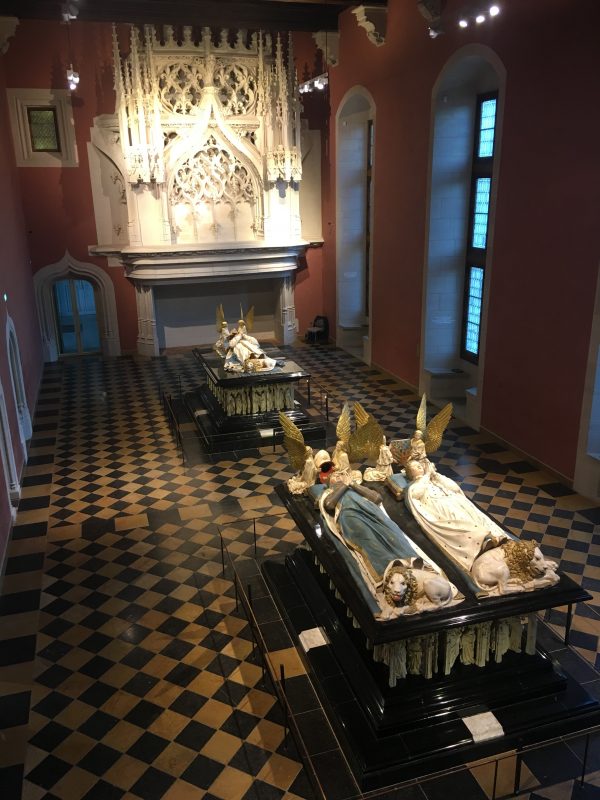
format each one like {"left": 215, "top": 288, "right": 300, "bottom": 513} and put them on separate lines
{"left": 66, "top": 64, "right": 79, "bottom": 91}
{"left": 62, "top": 1, "right": 80, "bottom": 91}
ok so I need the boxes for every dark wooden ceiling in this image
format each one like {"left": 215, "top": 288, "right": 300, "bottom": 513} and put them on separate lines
{"left": 0, "top": 0, "right": 388, "bottom": 31}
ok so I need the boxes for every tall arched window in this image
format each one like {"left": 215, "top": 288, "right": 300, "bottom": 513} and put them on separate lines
{"left": 336, "top": 87, "right": 375, "bottom": 362}
{"left": 574, "top": 267, "right": 600, "bottom": 501}
{"left": 422, "top": 46, "right": 505, "bottom": 429}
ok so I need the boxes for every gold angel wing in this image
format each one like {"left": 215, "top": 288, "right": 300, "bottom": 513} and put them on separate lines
{"left": 354, "top": 401, "right": 371, "bottom": 429}
{"left": 349, "top": 402, "right": 384, "bottom": 462}
{"left": 279, "top": 412, "right": 308, "bottom": 473}
{"left": 415, "top": 393, "right": 427, "bottom": 434}
{"left": 424, "top": 402, "right": 453, "bottom": 454}
{"left": 216, "top": 304, "right": 225, "bottom": 332}
{"left": 336, "top": 403, "right": 352, "bottom": 444}
{"left": 389, "top": 438, "right": 411, "bottom": 466}
{"left": 245, "top": 306, "right": 255, "bottom": 332}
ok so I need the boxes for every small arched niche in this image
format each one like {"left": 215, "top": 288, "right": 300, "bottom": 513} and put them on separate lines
{"left": 6, "top": 315, "right": 32, "bottom": 450}
{"left": 0, "top": 378, "right": 20, "bottom": 512}
{"left": 422, "top": 45, "right": 505, "bottom": 429}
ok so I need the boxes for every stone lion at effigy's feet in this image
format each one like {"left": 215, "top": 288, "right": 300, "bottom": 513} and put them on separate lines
{"left": 381, "top": 558, "right": 455, "bottom": 617}
{"left": 471, "top": 539, "right": 559, "bottom": 596}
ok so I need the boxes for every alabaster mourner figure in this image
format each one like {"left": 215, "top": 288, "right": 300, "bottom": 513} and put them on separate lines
{"left": 404, "top": 459, "right": 559, "bottom": 596}
{"left": 214, "top": 321, "right": 230, "bottom": 358}
{"left": 319, "top": 483, "right": 461, "bottom": 620}
{"left": 363, "top": 438, "right": 394, "bottom": 482}
{"left": 331, "top": 440, "right": 363, "bottom": 485}
{"left": 287, "top": 448, "right": 330, "bottom": 496}
{"left": 222, "top": 319, "right": 277, "bottom": 373}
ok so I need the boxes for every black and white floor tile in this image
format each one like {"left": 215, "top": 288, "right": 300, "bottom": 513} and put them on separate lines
{"left": 1, "top": 344, "right": 600, "bottom": 799}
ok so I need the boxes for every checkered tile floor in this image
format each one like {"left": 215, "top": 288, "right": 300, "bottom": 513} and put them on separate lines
{"left": 1, "top": 344, "right": 600, "bottom": 799}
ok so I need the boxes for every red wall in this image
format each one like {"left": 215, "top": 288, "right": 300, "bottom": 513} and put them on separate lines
{"left": 323, "top": 0, "right": 600, "bottom": 478}
{"left": 4, "top": 4, "right": 600, "bottom": 481}
{"left": 0, "top": 54, "right": 44, "bottom": 561}
{"left": 3, "top": 20, "right": 138, "bottom": 351}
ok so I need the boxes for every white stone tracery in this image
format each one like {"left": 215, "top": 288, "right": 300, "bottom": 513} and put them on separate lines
{"left": 170, "top": 135, "right": 256, "bottom": 214}
{"left": 89, "top": 24, "right": 303, "bottom": 247}
{"left": 213, "top": 62, "right": 258, "bottom": 115}
{"left": 87, "top": 23, "right": 311, "bottom": 355}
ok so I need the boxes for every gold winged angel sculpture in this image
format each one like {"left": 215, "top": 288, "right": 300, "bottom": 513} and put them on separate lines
{"left": 280, "top": 402, "right": 389, "bottom": 492}
{"left": 214, "top": 304, "right": 276, "bottom": 373}
{"left": 331, "top": 402, "right": 390, "bottom": 484}
{"left": 390, "top": 394, "right": 452, "bottom": 471}
{"left": 279, "top": 412, "right": 330, "bottom": 495}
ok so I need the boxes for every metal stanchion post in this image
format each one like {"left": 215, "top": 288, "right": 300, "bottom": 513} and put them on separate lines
{"left": 565, "top": 603, "right": 573, "bottom": 645}
{"left": 581, "top": 733, "right": 590, "bottom": 786}
{"left": 513, "top": 752, "right": 522, "bottom": 796}
{"left": 280, "top": 663, "right": 288, "bottom": 742}
{"left": 218, "top": 526, "right": 224, "bottom": 576}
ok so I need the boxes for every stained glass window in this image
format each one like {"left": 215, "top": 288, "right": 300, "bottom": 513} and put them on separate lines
{"left": 472, "top": 177, "right": 491, "bottom": 249}
{"left": 27, "top": 107, "right": 60, "bottom": 152}
{"left": 464, "top": 267, "right": 484, "bottom": 356}
{"left": 461, "top": 92, "right": 498, "bottom": 364}
{"left": 478, "top": 98, "right": 497, "bottom": 158}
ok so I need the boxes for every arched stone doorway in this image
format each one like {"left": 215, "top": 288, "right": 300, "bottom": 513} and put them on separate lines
{"left": 34, "top": 251, "right": 121, "bottom": 362}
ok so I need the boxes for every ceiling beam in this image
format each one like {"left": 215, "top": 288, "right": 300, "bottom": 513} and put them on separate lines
{"left": 0, "top": 0, "right": 388, "bottom": 32}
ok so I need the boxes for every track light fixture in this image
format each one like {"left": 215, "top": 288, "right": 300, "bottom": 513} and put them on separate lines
{"left": 299, "top": 72, "right": 329, "bottom": 94}
{"left": 62, "top": 2, "right": 80, "bottom": 92}
{"left": 458, "top": 4, "right": 501, "bottom": 31}
{"left": 421, "top": 2, "right": 501, "bottom": 38}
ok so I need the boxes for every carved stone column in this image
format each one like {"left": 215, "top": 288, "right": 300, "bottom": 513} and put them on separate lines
{"left": 135, "top": 283, "right": 159, "bottom": 356}
{"left": 274, "top": 273, "right": 296, "bottom": 345}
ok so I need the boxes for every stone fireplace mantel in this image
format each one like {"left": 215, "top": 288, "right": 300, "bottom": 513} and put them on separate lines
{"left": 90, "top": 241, "right": 307, "bottom": 356}
{"left": 90, "top": 241, "right": 308, "bottom": 283}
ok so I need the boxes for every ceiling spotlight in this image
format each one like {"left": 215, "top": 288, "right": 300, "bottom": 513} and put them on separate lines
{"left": 489, "top": 5, "right": 500, "bottom": 16}
{"left": 428, "top": 26, "right": 442, "bottom": 38}
{"left": 475, "top": 14, "right": 486, "bottom": 23}
{"left": 61, "top": 2, "right": 79, "bottom": 22}
{"left": 458, "top": 18, "right": 469, "bottom": 28}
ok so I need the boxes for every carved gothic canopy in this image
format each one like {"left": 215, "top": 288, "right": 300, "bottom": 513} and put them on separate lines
{"left": 95, "top": 24, "right": 303, "bottom": 245}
